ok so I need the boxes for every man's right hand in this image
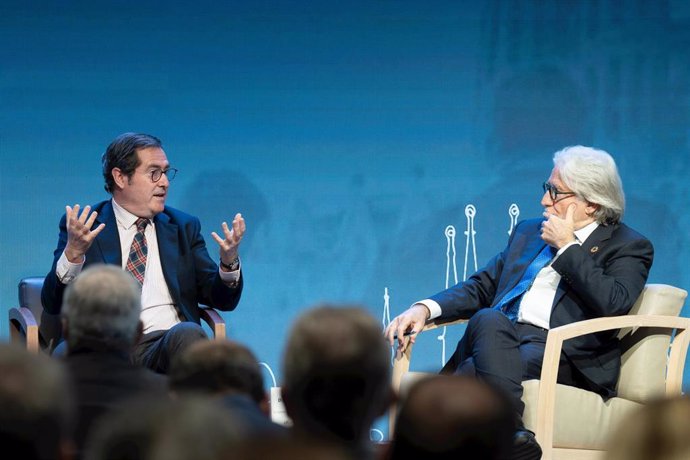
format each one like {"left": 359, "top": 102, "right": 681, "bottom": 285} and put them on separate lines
{"left": 63, "top": 204, "right": 105, "bottom": 263}
{"left": 384, "top": 304, "right": 430, "bottom": 353}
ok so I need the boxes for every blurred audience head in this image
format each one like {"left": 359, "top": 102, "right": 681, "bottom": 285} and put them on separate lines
{"left": 84, "top": 396, "right": 244, "bottom": 460}
{"left": 169, "top": 339, "right": 267, "bottom": 411}
{"left": 169, "top": 339, "right": 264, "bottom": 401}
{"left": 61, "top": 264, "right": 142, "bottom": 352}
{"left": 281, "top": 304, "right": 391, "bottom": 457}
{"left": 605, "top": 395, "right": 690, "bottom": 460}
{"left": 0, "top": 343, "right": 75, "bottom": 460}
{"left": 389, "top": 374, "right": 514, "bottom": 460}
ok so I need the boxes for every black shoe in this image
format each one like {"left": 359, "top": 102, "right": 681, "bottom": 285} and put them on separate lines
{"left": 510, "top": 429, "right": 542, "bottom": 460}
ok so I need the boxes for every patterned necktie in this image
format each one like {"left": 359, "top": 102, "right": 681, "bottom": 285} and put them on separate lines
{"left": 493, "top": 244, "right": 555, "bottom": 322}
{"left": 126, "top": 218, "right": 149, "bottom": 285}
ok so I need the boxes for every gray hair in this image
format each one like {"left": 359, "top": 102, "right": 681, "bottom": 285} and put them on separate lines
{"left": 553, "top": 145, "right": 625, "bottom": 224}
{"left": 62, "top": 264, "right": 142, "bottom": 350}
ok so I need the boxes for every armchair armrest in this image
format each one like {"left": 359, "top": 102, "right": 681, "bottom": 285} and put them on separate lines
{"left": 199, "top": 305, "right": 226, "bottom": 339}
{"left": 390, "top": 317, "right": 467, "bottom": 435}
{"left": 8, "top": 307, "right": 40, "bottom": 352}
{"left": 535, "top": 314, "right": 690, "bottom": 459}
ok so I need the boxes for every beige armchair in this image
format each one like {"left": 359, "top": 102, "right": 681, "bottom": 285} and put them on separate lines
{"left": 9, "top": 276, "right": 227, "bottom": 353}
{"left": 390, "top": 284, "right": 690, "bottom": 460}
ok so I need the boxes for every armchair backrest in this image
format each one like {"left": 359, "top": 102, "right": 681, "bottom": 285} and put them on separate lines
{"left": 18, "top": 276, "right": 62, "bottom": 351}
{"left": 617, "top": 283, "right": 688, "bottom": 402}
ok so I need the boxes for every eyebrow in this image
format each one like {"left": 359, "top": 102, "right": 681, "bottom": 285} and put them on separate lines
{"left": 145, "top": 163, "right": 170, "bottom": 171}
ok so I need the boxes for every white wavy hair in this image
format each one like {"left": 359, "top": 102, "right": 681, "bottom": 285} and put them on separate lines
{"left": 553, "top": 145, "right": 625, "bottom": 224}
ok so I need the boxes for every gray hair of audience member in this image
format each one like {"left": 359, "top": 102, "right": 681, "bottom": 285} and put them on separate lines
{"left": 605, "top": 395, "right": 690, "bottom": 460}
{"left": 0, "top": 343, "right": 75, "bottom": 460}
{"left": 281, "top": 305, "right": 392, "bottom": 443}
{"left": 62, "top": 264, "right": 142, "bottom": 350}
{"left": 389, "top": 374, "right": 514, "bottom": 460}
{"left": 84, "top": 396, "right": 246, "bottom": 460}
{"left": 553, "top": 145, "right": 625, "bottom": 224}
{"left": 168, "top": 339, "right": 265, "bottom": 404}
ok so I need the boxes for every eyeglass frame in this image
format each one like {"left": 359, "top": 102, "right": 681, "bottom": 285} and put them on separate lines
{"left": 148, "top": 167, "right": 178, "bottom": 183}
{"left": 542, "top": 181, "right": 576, "bottom": 202}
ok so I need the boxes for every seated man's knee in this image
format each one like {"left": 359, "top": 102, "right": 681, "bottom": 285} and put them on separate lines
{"left": 167, "top": 322, "right": 207, "bottom": 345}
{"left": 468, "top": 308, "right": 511, "bottom": 332}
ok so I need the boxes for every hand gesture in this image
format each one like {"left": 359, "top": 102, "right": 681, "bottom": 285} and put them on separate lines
{"left": 64, "top": 204, "right": 106, "bottom": 263}
{"left": 384, "top": 304, "right": 430, "bottom": 356}
{"left": 541, "top": 204, "right": 576, "bottom": 249}
{"left": 211, "top": 213, "right": 246, "bottom": 266}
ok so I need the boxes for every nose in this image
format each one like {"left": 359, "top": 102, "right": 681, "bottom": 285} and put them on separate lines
{"left": 158, "top": 173, "right": 170, "bottom": 187}
{"left": 540, "top": 190, "right": 552, "bottom": 208}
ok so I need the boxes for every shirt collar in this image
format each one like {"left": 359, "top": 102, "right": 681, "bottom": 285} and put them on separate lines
{"left": 574, "top": 220, "right": 599, "bottom": 244}
{"left": 111, "top": 198, "right": 150, "bottom": 230}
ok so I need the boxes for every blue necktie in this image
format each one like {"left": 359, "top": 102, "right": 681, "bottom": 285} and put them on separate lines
{"left": 494, "top": 245, "right": 555, "bottom": 322}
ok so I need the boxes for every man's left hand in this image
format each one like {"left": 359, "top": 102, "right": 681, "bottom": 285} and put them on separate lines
{"left": 541, "top": 204, "right": 576, "bottom": 249}
{"left": 211, "top": 213, "right": 246, "bottom": 267}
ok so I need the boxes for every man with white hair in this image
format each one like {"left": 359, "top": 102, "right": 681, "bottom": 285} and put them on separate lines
{"left": 386, "top": 146, "right": 653, "bottom": 460}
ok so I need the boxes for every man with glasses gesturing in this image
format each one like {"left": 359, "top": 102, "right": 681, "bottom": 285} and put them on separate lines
{"left": 42, "top": 132, "right": 245, "bottom": 374}
{"left": 386, "top": 146, "right": 653, "bottom": 460}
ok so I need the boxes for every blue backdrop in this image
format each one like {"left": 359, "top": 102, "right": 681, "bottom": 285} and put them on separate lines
{"left": 2, "top": 0, "right": 690, "bottom": 438}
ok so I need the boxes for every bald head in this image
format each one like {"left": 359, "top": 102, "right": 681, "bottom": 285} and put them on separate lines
{"left": 391, "top": 375, "right": 514, "bottom": 459}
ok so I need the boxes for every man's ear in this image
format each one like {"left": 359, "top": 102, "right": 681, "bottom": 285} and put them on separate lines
{"left": 112, "top": 167, "right": 127, "bottom": 190}
{"left": 59, "top": 438, "right": 76, "bottom": 460}
{"left": 258, "top": 390, "right": 270, "bottom": 417}
{"left": 585, "top": 202, "right": 599, "bottom": 218}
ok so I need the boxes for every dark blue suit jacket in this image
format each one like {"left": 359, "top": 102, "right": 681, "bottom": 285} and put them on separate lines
{"left": 42, "top": 200, "right": 243, "bottom": 323}
{"left": 430, "top": 218, "right": 653, "bottom": 398}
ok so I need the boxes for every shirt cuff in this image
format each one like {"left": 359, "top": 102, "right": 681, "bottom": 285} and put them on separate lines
{"left": 414, "top": 299, "right": 442, "bottom": 320}
{"left": 56, "top": 251, "right": 85, "bottom": 284}
{"left": 219, "top": 260, "right": 241, "bottom": 285}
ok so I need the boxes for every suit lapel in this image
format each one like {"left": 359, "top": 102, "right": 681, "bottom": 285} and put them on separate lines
{"left": 551, "top": 223, "right": 616, "bottom": 308}
{"left": 154, "top": 211, "right": 181, "bottom": 304}
{"left": 94, "top": 201, "right": 123, "bottom": 266}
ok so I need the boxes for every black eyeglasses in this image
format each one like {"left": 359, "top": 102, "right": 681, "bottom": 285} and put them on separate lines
{"left": 149, "top": 168, "right": 178, "bottom": 183}
{"left": 542, "top": 181, "right": 575, "bottom": 202}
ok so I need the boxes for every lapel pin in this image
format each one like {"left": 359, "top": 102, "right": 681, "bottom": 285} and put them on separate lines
{"left": 590, "top": 246, "right": 599, "bottom": 253}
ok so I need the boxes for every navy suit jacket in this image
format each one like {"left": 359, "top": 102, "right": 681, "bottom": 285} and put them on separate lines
{"left": 430, "top": 218, "right": 653, "bottom": 397}
{"left": 42, "top": 200, "right": 243, "bottom": 323}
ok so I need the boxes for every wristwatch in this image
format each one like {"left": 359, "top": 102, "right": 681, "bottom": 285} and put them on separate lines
{"left": 220, "top": 257, "right": 240, "bottom": 271}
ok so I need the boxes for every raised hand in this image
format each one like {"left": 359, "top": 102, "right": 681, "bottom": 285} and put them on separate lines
{"left": 541, "top": 203, "right": 577, "bottom": 249}
{"left": 64, "top": 204, "right": 106, "bottom": 263}
{"left": 211, "top": 213, "right": 246, "bottom": 267}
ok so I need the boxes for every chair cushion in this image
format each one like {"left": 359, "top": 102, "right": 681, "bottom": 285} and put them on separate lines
{"left": 616, "top": 284, "right": 688, "bottom": 402}
{"left": 625, "top": 284, "right": 687, "bottom": 317}
{"left": 522, "top": 379, "right": 642, "bottom": 450}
